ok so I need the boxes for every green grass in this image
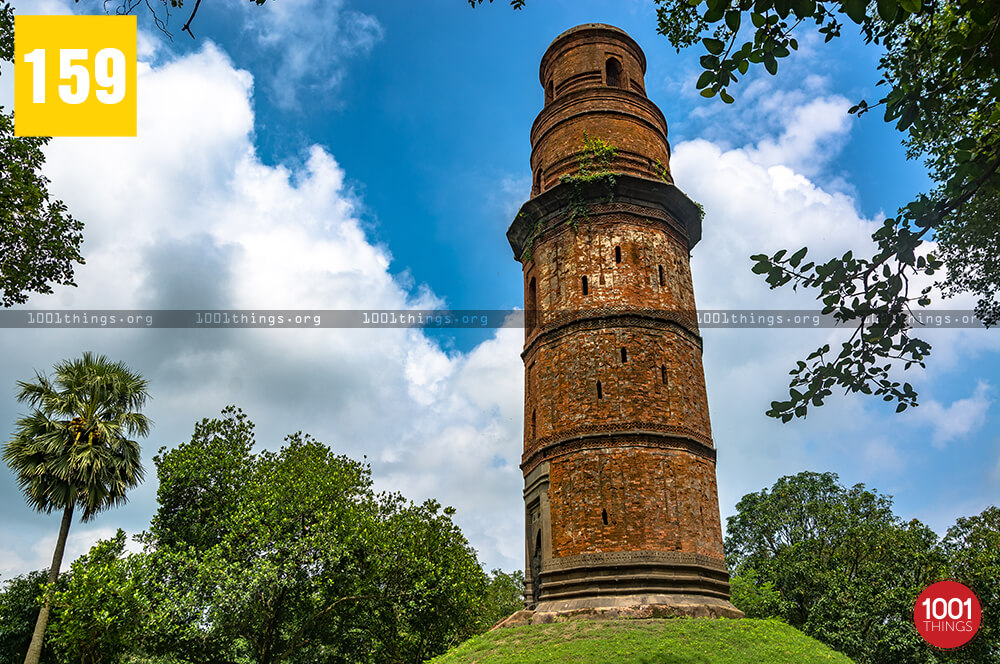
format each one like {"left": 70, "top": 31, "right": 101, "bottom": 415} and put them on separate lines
{"left": 428, "top": 618, "right": 855, "bottom": 664}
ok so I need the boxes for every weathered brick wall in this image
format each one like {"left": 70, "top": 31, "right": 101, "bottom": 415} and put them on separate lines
{"left": 531, "top": 24, "right": 671, "bottom": 196}
{"left": 523, "top": 325, "right": 712, "bottom": 457}
{"left": 524, "top": 217, "right": 696, "bottom": 318}
{"left": 530, "top": 98, "right": 672, "bottom": 193}
{"left": 540, "top": 24, "right": 646, "bottom": 104}
{"left": 547, "top": 448, "right": 724, "bottom": 558}
{"left": 513, "top": 24, "right": 730, "bottom": 603}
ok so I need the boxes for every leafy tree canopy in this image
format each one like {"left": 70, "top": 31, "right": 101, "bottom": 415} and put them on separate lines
{"left": 725, "top": 471, "right": 998, "bottom": 663}
{"left": 473, "top": 0, "right": 1000, "bottom": 422}
{"left": 138, "top": 406, "right": 500, "bottom": 664}
{"left": 45, "top": 530, "right": 144, "bottom": 664}
{"left": 0, "top": 571, "right": 60, "bottom": 664}
{"left": 0, "top": 2, "right": 85, "bottom": 308}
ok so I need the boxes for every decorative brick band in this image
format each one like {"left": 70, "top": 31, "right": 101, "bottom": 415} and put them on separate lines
{"left": 523, "top": 309, "right": 702, "bottom": 359}
{"left": 521, "top": 427, "right": 716, "bottom": 474}
{"left": 524, "top": 199, "right": 691, "bottom": 260}
{"left": 542, "top": 550, "right": 728, "bottom": 574}
{"left": 508, "top": 174, "right": 702, "bottom": 259}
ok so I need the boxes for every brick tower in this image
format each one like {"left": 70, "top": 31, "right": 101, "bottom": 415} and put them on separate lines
{"left": 507, "top": 24, "right": 741, "bottom": 618}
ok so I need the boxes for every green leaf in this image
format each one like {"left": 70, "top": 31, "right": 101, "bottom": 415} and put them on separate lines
{"left": 764, "top": 53, "right": 778, "bottom": 75}
{"left": 789, "top": 247, "right": 808, "bottom": 267}
{"left": 696, "top": 70, "right": 715, "bottom": 89}
{"left": 842, "top": 0, "right": 867, "bottom": 23}
{"left": 703, "top": 37, "right": 725, "bottom": 55}
{"left": 899, "top": 0, "right": 921, "bottom": 13}
{"left": 725, "top": 10, "right": 741, "bottom": 31}
{"left": 876, "top": 0, "right": 898, "bottom": 22}
{"left": 720, "top": 89, "right": 735, "bottom": 103}
{"left": 897, "top": 104, "right": 917, "bottom": 130}
{"left": 794, "top": 0, "right": 816, "bottom": 15}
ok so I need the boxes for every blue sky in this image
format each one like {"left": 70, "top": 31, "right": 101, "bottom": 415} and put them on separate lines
{"left": 1, "top": 0, "right": 997, "bottom": 578}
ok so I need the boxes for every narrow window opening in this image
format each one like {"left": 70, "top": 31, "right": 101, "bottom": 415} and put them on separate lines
{"left": 606, "top": 57, "right": 623, "bottom": 88}
{"left": 531, "top": 409, "right": 536, "bottom": 438}
{"left": 596, "top": 381, "right": 603, "bottom": 399}
{"left": 615, "top": 245, "right": 622, "bottom": 264}
{"left": 658, "top": 265, "right": 665, "bottom": 286}
{"left": 527, "top": 277, "right": 537, "bottom": 331}
{"left": 533, "top": 169, "right": 541, "bottom": 195}
{"left": 661, "top": 365, "right": 668, "bottom": 385}
{"left": 621, "top": 347, "right": 628, "bottom": 363}
{"left": 545, "top": 79, "right": 554, "bottom": 104}
{"left": 602, "top": 508, "right": 609, "bottom": 525}
{"left": 582, "top": 276, "right": 589, "bottom": 295}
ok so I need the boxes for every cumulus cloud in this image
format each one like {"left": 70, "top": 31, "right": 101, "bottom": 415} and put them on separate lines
{"left": 0, "top": 41, "right": 523, "bottom": 577}
{"left": 242, "top": 0, "right": 383, "bottom": 109}
{"left": 670, "top": 89, "right": 999, "bottom": 519}
{"left": 0, "top": 526, "right": 137, "bottom": 579}
{"left": 910, "top": 381, "right": 993, "bottom": 448}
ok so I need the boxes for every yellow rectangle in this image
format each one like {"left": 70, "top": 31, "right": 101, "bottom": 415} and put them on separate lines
{"left": 14, "top": 15, "right": 137, "bottom": 137}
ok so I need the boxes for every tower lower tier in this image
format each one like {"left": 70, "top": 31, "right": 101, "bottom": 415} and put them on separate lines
{"left": 522, "top": 439, "right": 735, "bottom": 614}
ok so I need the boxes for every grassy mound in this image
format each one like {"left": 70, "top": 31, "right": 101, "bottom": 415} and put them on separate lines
{"left": 428, "top": 618, "right": 854, "bottom": 664}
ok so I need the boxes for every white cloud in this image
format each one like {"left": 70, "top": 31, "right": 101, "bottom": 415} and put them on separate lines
{"left": 0, "top": 526, "right": 137, "bottom": 579}
{"left": 242, "top": 0, "right": 383, "bottom": 109}
{"left": 745, "top": 95, "right": 853, "bottom": 175}
{"left": 670, "top": 87, "right": 999, "bottom": 519}
{"left": 910, "top": 381, "right": 993, "bottom": 448}
{"left": 0, "top": 40, "right": 524, "bottom": 577}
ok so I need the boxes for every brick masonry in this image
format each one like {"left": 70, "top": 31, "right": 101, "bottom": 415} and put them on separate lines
{"left": 508, "top": 24, "right": 736, "bottom": 613}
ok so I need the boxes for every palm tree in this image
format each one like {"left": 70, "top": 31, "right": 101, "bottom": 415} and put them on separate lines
{"left": 2, "top": 352, "right": 151, "bottom": 664}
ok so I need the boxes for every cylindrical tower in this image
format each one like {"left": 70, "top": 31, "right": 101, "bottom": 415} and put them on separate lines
{"left": 508, "top": 24, "right": 741, "bottom": 617}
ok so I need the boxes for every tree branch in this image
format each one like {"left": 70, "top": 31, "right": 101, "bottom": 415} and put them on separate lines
{"left": 181, "top": 0, "right": 202, "bottom": 39}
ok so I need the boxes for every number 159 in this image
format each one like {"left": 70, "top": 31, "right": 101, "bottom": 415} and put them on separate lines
{"left": 22, "top": 48, "right": 127, "bottom": 105}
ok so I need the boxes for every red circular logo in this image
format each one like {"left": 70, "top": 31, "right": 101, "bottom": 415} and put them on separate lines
{"left": 913, "top": 580, "right": 982, "bottom": 649}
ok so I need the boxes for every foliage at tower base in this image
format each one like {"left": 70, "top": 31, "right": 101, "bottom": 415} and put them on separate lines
{"left": 0, "top": 406, "right": 522, "bottom": 664}
{"left": 132, "top": 406, "right": 518, "bottom": 664}
{"left": 725, "top": 472, "right": 999, "bottom": 664}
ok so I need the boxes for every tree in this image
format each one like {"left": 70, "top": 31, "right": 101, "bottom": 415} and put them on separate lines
{"left": 724, "top": 471, "right": 946, "bottom": 664}
{"left": 0, "top": 2, "right": 85, "bottom": 308}
{"left": 941, "top": 506, "right": 1000, "bottom": 663}
{"left": 0, "top": 572, "right": 59, "bottom": 664}
{"left": 1, "top": 352, "right": 150, "bottom": 664}
{"left": 95, "top": 0, "right": 267, "bottom": 39}
{"left": 479, "top": 569, "right": 525, "bottom": 628}
{"left": 472, "top": 0, "right": 1000, "bottom": 421}
{"left": 45, "top": 530, "right": 144, "bottom": 664}
{"left": 139, "top": 407, "right": 495, "bottom": 664}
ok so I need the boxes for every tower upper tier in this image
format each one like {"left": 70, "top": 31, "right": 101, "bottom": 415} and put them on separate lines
{"left": 530, "top": 23, "right": 673, "bottom": 196}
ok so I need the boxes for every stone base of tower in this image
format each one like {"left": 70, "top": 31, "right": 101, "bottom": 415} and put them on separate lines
{"left": 494, "top": 594, "right": 743, "bottom": 629}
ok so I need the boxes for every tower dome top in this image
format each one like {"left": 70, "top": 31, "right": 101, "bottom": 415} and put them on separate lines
{"left": 540, "top": 23, "right": 646, "bottom": 87}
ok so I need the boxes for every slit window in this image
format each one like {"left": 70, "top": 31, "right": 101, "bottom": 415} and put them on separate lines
{"left": 596, "top": 381, "right": 603, "bottom": 399}
{"left": 582, "top": 276, "right": 589, "bottom": 295}
{"left": 527, "top": 277, "right": 537, "bottom": 331}
{"left": 606, "top": 57, "right": 623, "bottom": 88}
{"left": 615, "top": 245, "right": 622, "bottom": 263}
{"left": 602, "top": 508, "right": 609, "bottom": 525}
{"left": 621, "top": 347, "right": 628, "bottom": 363}
{"left": 531, "top": 409, "right": 536, "bottom": 438}
{"left": 658, "top": 265, "right": 665, "bottom": 286}
{"left": 661, "top": 365, "right": 668, "bottom": 385}
{"left": 545, "top": 79, "right": 554, "bottom": 104}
